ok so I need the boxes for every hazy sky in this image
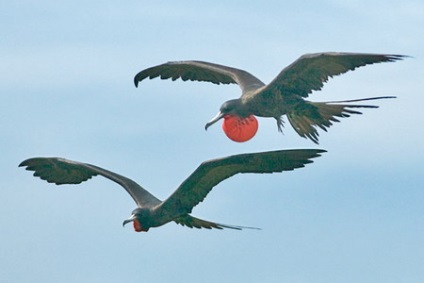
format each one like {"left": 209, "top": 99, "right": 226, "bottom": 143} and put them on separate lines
{"left": 1, "top": 1, "right": 423, "bottom": 282}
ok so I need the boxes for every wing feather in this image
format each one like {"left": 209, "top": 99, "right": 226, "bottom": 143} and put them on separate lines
{"left": 263, "top": 52, "right": 406, "bottom": 98}
{"left": 19, "top": 157, "right": 160, "bottom": 208}
{"left": 158, "top": 149, "right": 325, "bottom": 216}
{"left": 134, "top": 60, "right": 265, "bottom": 93}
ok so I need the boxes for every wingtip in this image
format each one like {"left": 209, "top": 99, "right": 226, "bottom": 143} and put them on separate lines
{"left": 309, "top": 149, "right": 327, "bottom": 159}
{"left": 18, "top": 159, "right": 30, "bottom": 167}
{"left": 390, "top": 54, "right": 411, "bottom": 60}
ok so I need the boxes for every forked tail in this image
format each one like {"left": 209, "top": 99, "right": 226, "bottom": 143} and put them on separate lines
{"left": 286, "top": 96, "right": 395, "bottom": 144}
{"left": 174, "top": 215, "right": 261, "bottom": 230}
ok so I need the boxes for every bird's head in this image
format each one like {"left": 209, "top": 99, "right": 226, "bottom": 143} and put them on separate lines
{"left": 122, "top": 208, "right": 152, "bottom": 232}
{"left": 205, "top": 99, "right": 245, "bottom": 130}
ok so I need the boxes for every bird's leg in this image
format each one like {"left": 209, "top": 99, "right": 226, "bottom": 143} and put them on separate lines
{"left": 275, "top": 117, "right": 285, "bottom": 133}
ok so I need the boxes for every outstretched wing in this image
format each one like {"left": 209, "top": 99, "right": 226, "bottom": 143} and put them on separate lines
{"left": 262, "top": 52, "right": 406, "bottom": 98}
{"left": 19, "top": 157, "right": 160, "bottom": 208}
{"left": 134, "top": 60, "right": 265, "bottom": 93}
{"left": 174, "top": 215, "right": 259, "bottom": 230}
{"left": 157, "top": 149, "right": 326, "bottom": 216}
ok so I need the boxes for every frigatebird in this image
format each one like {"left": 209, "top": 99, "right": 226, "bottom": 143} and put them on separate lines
{"left": 134, "top": 52, "right": 406, "bottom": 143}
{"left": 19, "top": 149, "right": 325, "bottom": 232}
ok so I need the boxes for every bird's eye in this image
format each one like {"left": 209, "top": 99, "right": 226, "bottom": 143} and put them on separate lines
{"left": 221, "top": 101, "right": 235, "bottom": 113}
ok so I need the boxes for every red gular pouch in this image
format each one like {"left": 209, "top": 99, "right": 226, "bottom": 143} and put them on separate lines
{"left": 222, "top": 115, "right": 258, "bottom": 142}
{"left": 133, "top": 219, "right": 144, "bottom": 232}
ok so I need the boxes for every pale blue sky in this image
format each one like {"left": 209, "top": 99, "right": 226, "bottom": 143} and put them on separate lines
{"left": 1, "top": 1, "right": 423, "bottom": 282}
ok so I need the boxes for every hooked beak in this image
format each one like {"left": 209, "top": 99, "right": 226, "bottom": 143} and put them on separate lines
{"left": 122, "top": 214, "right": 136, "bottom": 227}
{"left": 123, "top": 214, "right": 147, "bottom": 232}
{"left": 205, "top": 111, "right": 224, "bottom": 130}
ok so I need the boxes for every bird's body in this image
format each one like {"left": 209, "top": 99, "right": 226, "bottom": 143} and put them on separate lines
{"left": 134, "top": 52, "right": 406, "bottom": 143}
{"left": 20, "top": 149, "right": 325, "bottom": 232}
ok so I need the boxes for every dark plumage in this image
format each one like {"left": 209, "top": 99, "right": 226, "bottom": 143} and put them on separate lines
{"left": 134, "top": 52, "right": 406, "bottom": 143}
{"left": 19, "top": 149, "right": 325, "bottom": 232}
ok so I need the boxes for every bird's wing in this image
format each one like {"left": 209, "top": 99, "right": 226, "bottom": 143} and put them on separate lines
{"left": 19, "top": 157, "right": 161, "bottom": 208}
{"left": 174, "top": 215, "right": 258, "bottom": 230}
{"left": 157, "top": 149, "right": 326, "bottom": 217}
{"left": 134, "top": 60, "right": 265, "bottom": 93}
{"left": 261, "top": 52, "right": 406, "bottom": 98}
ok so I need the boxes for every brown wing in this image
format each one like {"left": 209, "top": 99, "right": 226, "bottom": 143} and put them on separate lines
{"left": 261, "top": 52, "right": 406, "bottom": 98}
{"left": 157, "top": 149, "right": 325, "bottom": 217}
{"left": 19, "top": 157, "right": 161, "bottom": 208}
{"left": 134, "top": 60, "right": 265, "bottom": 93}
{"left": 19, "top": 157, "right": 97, "bottom": 185}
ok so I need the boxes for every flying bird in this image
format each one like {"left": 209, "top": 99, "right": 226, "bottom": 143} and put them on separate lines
{"left": 19, "top": 149, "right": 325, "bottom": 232}
{"left": 134, "top": 52, "right": 406, "bottom": 143}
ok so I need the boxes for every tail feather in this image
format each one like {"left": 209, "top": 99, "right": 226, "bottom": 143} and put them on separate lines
{"left": 174, "top": 215, "right": 260, "bottom": 230}
{"left": 287, "top": 96, "right": 394, "bottom": 144}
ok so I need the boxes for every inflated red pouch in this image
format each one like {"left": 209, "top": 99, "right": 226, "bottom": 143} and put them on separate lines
{"left": 222, "top": 115, "right": 258, "bottom": 142}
